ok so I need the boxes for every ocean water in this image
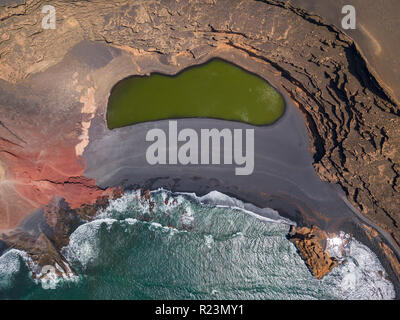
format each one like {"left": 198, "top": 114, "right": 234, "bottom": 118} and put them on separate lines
{"left": 0, "top": 189, "right": 395, "bottom": 300}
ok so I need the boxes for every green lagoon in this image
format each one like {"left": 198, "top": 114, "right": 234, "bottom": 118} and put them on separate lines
{"left": 107, "top": 59, "right": 285, "bottom": 129}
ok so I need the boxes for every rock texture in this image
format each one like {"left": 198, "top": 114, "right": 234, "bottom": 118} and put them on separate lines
{"left": 0, "top": 0, "right": 399, "bottom": 278}
{"left": 280, "top": 0, "right": 400, "bottom": 105}
{"left": 1, "top": 188, "right": 123, "bottom": 278}
{"left": 289, "top": 225, "right": 338, "bottom": 279}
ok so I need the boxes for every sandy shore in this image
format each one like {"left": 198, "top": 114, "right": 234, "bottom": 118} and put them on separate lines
{"left": 85, "top": 95, "right": 351, "bottom": 228}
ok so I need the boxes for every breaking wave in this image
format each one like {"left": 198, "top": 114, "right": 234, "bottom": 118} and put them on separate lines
{"left": 0, "top": 189, "right": 395, "bottom": 299}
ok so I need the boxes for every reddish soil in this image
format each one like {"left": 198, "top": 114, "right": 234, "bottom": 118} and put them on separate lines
{"left": 0, "top": 132, "right": 113, "bottom": 231}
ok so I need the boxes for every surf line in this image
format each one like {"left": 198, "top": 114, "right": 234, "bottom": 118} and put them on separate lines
{"left": 145, "top": 120, "right": 254, "bottom": 175}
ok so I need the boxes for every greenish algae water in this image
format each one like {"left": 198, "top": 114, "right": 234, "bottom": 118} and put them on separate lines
{"left": 107, "top": 59, "right": 285, "bottom": 129}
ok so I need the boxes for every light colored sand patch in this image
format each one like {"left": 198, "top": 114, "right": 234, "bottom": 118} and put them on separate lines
{"left": 26, "top": 59, "right": 57, "bottom": 76}
{"left": 80, "top": 87, "right": 97, "bottom": 114}
{"left": 359, "top": 24, "right": 382, "bottom": 56}
{"left": 0, "top": 161, "right": 5, "bottom": 181}
{"left": 75, "top": 87, "right": 97, "bottom": 156}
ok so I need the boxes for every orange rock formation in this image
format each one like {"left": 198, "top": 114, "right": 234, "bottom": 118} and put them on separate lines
{"left": 289, "top": 225, "right": 338, "bottom": 279}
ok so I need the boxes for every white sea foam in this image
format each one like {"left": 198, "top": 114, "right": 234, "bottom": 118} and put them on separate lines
{"left": 204, "top": 234, "right": 214, "bottom": 249}
{"left": 323, "top": 237, "right": 395, "bottom": 299}
{"left": 1, "top": 188, "right": 394, "bottom": 299}
{"left": 125, "top": 218, "right": 138, "bottom": 225}
{"left": 197, "top": 190, "right": 295, "bottom": 225}
{"left": 91, "top": 189, "right": 395, "bottom": 298}
{"left": 36, "top": 262, "right": 79, "bottom": 290}
{"left": 150, "top": 222, "right": 163, "bottom": 229}
{"left": 62, "top": 219, "right": 116, "bottom": 268}
{"left": 0, "top": 249, "right": 34, "bottom": 290}
{"left": 96, "top": 188, "right": 292, "bottom": 226}
{"left": 326, "top": 231, "right": 352, "bottom": 259}
{"left": 0, "top": 248, "right": 80, "bottom": 292}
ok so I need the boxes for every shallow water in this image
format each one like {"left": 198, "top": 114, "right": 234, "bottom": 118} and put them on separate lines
{"left": 107, "top": 59, "right": 285, "bottom": 129}
{"left": 0, "top": 190, "right": 395, "bottom": 300}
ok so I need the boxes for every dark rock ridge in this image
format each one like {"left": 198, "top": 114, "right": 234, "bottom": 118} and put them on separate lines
{"left": 0, "top": 0, "right": 399, "bottom": 279}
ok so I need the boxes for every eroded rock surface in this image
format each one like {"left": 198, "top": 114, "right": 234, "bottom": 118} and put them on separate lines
{"left": 289, "top": 225, "right": 338, "bottom": 279}
{"left": 1, "top": 188, "right": 123, "bottom": 278}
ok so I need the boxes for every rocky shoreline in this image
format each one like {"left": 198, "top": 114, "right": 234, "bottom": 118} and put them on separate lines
{"left": 0, "top": 0, "right": 399, "bottom": 294}
{"left": 0, "top": 189, "right": 341, "bottom": 282}
{"left": 0, "top": 188, "right": 124, "bottom": 278}
{"left": 288, "top": 225, "right": 339, "bottom": 279}
{"left": 1, "top": 187, "right": 394, "bottom": 295}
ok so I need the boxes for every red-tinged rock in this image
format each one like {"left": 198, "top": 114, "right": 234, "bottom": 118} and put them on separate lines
{"left": 0, "top": 136, "right": 114, "bottom": 230}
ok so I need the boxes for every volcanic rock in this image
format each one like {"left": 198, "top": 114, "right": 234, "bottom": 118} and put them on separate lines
{"left": 0, "top": 189, "right": 124, "bottom": 276}
{"left": 289, "top": 225, "right": 338, "bottom": 279}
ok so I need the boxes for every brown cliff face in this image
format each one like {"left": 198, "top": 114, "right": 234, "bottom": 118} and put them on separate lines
{"left": 289, "top": 226, "right": 338, "bottom": 279}
{"left": 0, "top": 68, "right": 115, "bottom": 230}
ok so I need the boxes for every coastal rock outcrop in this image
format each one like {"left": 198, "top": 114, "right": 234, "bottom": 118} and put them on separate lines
{"left": 289, "top": 225, "right": 338, "bottom": 279}
{"left": 0, "top": 189, "right": 123, "bottom": 278}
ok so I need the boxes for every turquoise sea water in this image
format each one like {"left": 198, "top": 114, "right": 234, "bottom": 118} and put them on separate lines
{"left": 0, "top": 189, "right": 395, "bottom": 299}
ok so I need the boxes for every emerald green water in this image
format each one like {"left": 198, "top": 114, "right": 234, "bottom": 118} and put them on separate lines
{"left": 107, "top": 59, "right": 285, "bottom": 129}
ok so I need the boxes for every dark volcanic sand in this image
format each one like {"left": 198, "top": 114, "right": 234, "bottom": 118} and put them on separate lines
{"left": 83, "top": 91, "right": 400, "bottom": 291}
{"left": 82, "top": 90, "right": 391, "bottom": 235}
{"left": 84, "top": 96, "right": 348, "bottom": 229}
